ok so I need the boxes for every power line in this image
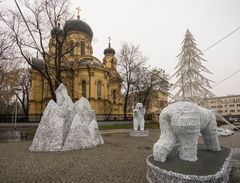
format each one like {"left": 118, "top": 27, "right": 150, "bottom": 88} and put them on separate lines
{"left": 212, "top": 68, "right": 240, "bottom": 87}
{"left": 203, "top": 26, "right": 240, "bottom": 53}
{"left": 202, "top": 26, "right": 240, "bottom": 88}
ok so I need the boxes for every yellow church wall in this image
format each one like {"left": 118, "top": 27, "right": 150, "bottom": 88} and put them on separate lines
{"left": 29, "top": 66, "right": 124, "bottom": 119}
{"left": 49, "top": 32, "right": 93, "bottom": 61}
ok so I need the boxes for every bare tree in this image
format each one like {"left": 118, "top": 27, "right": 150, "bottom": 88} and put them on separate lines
{"left": 0, "top": 62, "right": 20, "bottom": 113}
{"left": 0, "top": 28, "right": 21, "bottom": 113}
{"left": 133, "top": 66, "right": 171, "bottom": 112}
{"left": 14, "top": 67, "right": 31, "bottom": 117}
{"left": 102, "top": 99, "right": 114, "bottom": 121}
{"left": 0, "top": 30, "right": 14, "bottom": 60}
{"left": 0, "top": 0, "right": 73, "bottom": 102}
{"left": 117, "top": 42, "right": 147, "bottom": 120}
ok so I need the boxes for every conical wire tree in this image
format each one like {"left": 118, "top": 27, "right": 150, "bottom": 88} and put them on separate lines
{"left": 172, "top": 29, "right": 214, "bottom": 103}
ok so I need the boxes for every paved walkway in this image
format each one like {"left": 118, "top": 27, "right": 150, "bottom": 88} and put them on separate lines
{"left": 0, "top": 129, "right": 239, "bottom": 183}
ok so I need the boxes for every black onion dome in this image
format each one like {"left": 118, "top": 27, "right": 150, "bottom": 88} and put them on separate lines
{"left": 63, "top": 19, "right": 93, "bottom": 40}
{"left": 51, "top": 28, "right": 64, "bottom": 37}
{"left": 104, "top": 47, "right": 116, "bottom": 55}
{"left": 31, "top": 58, "right": 44, "bottom": 70}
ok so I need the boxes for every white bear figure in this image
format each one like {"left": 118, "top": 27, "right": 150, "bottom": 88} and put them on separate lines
{"left": 133, "top": 103, "right": 146, "bottom": 131}
{"left": 153, "top": 101, "right": 221, "bottom": 162}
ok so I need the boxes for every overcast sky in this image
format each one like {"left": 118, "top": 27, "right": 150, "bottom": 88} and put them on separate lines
{"left": 3, "top": 0, "right": 240, "bottom": 97}
{"left": 69, "top": 0, "right": 240, "bottom": 97}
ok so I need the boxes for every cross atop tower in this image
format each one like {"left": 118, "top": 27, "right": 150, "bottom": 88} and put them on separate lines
{"left": 76, "top": 7, "right": 81, "bottom": 19}
{"left": 108, "top": 36, "right": 111, "bottom": 47}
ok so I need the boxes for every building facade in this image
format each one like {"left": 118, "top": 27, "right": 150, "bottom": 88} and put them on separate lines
{"left": 29, "top": 15, "right": 123, "bottom": 120}
{"left": 206, "top": 95, "right": 240, "bottom": 122}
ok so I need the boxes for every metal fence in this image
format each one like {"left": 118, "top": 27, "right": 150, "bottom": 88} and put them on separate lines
{"left": 0, "top": 113, "right": 152, "bottom": 123}
{"left": 0, "top": 114, "right": 41, "bottom": 123}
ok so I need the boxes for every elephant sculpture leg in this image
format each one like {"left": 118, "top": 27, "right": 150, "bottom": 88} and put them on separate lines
{"left": 201, "top": 119, "right": 221, "bottom": 151}
{"left": 172, "top": 111, "right": 201, "bottom": 161}
{"left": 153, "top": 112, "right": 177, "bottom": 162}
{"left": 173, "top": 124, "right": 200, "bottom": 161}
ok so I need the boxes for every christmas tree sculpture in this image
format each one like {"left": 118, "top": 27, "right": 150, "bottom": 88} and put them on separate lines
{"left": 172, "top": 29, "right": 214, "bottom": 103}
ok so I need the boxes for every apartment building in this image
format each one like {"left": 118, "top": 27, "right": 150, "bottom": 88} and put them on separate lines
{"left": 206, "top": 95, "right": 240, "bottom": 122}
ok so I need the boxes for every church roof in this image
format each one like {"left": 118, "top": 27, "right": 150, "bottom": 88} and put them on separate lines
{"left": 75, "top": 57, "right": 103, "bottom": 68}
{"left": 63, "top": 19, "right": 93, "bottom": 40}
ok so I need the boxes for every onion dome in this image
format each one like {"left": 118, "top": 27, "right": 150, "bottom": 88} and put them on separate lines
{"left": 50, "top": 17, "right": 64, "bottom": 37}
{"left": 104, "top": 37, "right": 115, "bottom": 55}
{"left": 50, "top": 27, "right": 64, "bottom": 37}
{"left": 31, "top": 57, "right": 44, "bottom": 70}
{"left": 63, "top": 19, "right": 93, "bottom": 40}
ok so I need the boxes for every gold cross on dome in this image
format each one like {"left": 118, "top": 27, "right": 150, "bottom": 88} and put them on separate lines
{"left": 76, "top": 7, "right": 81, "bottom": 19}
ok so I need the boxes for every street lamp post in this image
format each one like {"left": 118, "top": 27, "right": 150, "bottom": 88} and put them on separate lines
{"left": 14, "top": 88, "right": 21, "bottom": 130}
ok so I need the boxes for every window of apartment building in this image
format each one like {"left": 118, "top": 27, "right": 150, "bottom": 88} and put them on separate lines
{"left": 225, "top": 110, "right": 228, "bottom": 113}
{"left": 229, "top": 104, "right": 234, "bottom": 107}
{"left": 230, "top": 110, "right": 235, "bottom": 113}
{"left": 217, "top": 110, "right": 223, "bottom": 113}
{"left": 211, "top": 106, "right": 216, "bottom": 109}
{"left": 237, "top": 104, "right": 240, "bottom": 107}
{"left": 237, "top": 110, "right": 240, "bottom": 112}
{"left": 217, "top": 105, "right": 222, "bottom": 108}
{"left": 229, "top": 99, "right": 235, "bottom": 103}
{"left": 236, "top": 99, "right": 240, "bottom": 103}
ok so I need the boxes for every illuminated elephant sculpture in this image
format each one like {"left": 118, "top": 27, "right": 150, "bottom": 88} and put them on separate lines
{"left": 153, "top": 101, "right": 221, "bottom": 162}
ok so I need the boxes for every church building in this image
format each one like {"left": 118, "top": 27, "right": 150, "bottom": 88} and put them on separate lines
{"left": 29, "top": 13, "right": 123, "bottom": 120}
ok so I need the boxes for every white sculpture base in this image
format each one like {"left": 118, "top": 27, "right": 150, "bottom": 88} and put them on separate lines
{"left": 146, "top": 145, "right": 232, "bottom": 183}
{"left": 130, "top": 130, "right": 149, "bottom": 137}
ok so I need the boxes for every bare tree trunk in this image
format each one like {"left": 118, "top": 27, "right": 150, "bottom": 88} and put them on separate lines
{"left": 123, "top": 86, "right": 130, "bottom": 120}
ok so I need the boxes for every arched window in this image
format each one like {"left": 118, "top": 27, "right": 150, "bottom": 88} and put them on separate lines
{"left": 82, "top": 80, "right": 86, "bottom": 97}
{"left": 111, "top": 58, "right": 114, "bottom": 68}
{"left": 69, "top": 41, "right": 75, "bottom": 56}
{"left": 80, "top": 41, "right": 85, "bottom": 55}
{"left": 112, "top": 90, "right": 116, "bottom": 104}
{"left": 97, "top": 80, "right": 101, "bottom": 99}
